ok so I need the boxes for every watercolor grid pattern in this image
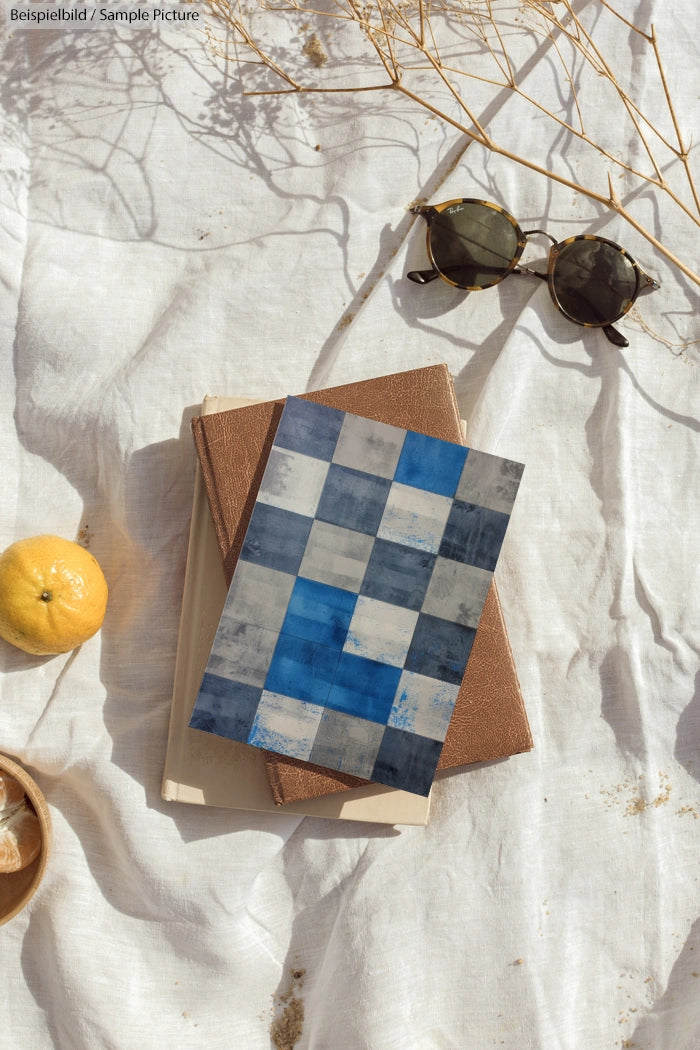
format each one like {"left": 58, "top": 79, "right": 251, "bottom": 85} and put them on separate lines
{"left": 189, "top": 397, "right": 524, "bottom": 796}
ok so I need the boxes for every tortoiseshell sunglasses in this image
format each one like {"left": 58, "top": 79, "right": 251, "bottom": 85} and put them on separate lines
{"left": 407, "top": 198, "right": 660, "bottom": 347}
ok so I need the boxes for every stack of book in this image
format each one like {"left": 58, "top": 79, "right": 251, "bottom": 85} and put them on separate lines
{"left": 161, "top": 365, "right": 533, "bottom": 826}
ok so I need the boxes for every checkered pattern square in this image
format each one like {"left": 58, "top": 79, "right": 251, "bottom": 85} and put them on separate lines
{"left": 190, "top": 396, "right": 524, "bottom": 796}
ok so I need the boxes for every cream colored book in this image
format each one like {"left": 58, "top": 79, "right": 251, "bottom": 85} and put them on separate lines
{"left": 161, "top": 396, "right": 431, "bottom": 825}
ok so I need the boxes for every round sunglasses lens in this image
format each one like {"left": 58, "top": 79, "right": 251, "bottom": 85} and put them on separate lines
{"left": 429, "top": 203, "right": 519, "bottom": 288}
{"left": 552, "top": 239, "right": 638, "bottom": 325}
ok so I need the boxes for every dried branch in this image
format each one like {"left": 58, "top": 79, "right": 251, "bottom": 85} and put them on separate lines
{"left": 204, "top": 0, "right": 699, "bottom": 287}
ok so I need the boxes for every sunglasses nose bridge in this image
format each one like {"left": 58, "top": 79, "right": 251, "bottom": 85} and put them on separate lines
{"left": 521, "top": 228, "right": 558, "bottom": 246}
{"left": 513, "top": 228, "right": 557, "bottom": 279}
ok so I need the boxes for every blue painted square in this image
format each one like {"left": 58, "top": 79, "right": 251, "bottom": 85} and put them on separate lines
{"left": 264, "top": 634, "right": 340, "bottom": 705}
{"left": 405, "top": 612, "right": 476, "bottom": 685}
{"left": 188, "top": 673, "right": 261, "bottom": 741}
{"left": 325, "top": 651, "right": 402, "bottom": 724}
{"left": 371, "top": 727, "right": 444, "bottom": 797}
{"left": 394, "top": 430, "right": 469, "bottom": 497}
{"left": 282, "top": 577, "right": 357, "bottom": 649}
{"left": 240, "top": 502, "right": 313, "bottom": 576}
{"left": 360, "top": 538, "right": 436, "bottom": 610}
{"left": 273, "top": 396, "right": 344, "bottom": 461}
{"left": 439, "top": 500, "right": 510, "bottom": 572}
{"left": 316, "top": 463, "right": 391, "bottom": 535}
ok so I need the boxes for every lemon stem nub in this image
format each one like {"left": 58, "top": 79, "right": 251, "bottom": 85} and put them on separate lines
{"left": 40, "top": 591, "right": 52, "bottom": 603}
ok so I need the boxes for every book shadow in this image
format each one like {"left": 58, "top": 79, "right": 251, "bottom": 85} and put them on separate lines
{"left": 96, "top": 405, "right": 410, "bottom": 842}
{"left": 96, "top": 406, "right": 205, "bottom": 818}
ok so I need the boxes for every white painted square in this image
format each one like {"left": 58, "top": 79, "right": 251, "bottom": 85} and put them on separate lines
{"left": 387, "top": 670, "right": 459, "bottom": 742}
{"left": 257, "top": 447, "right": 329, "bottom": 518}
{"left": 377, "top": 481, "right": 453, "bottom": 553}
{"left": 343, "top": 594, "right": 418, "bottom": 667}
{"left": 298, "top": 520, "right": 374, "bottom": 592}
{"left": 247, "top": 690, "right": 324, "bottom": 759}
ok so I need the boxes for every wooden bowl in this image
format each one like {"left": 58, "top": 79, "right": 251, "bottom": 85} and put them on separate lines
{"left": 0, "top": 754, "right": 51, "bottom": 926}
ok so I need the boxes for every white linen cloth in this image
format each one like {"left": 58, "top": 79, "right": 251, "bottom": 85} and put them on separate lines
{"left": 1, "top": 2, "right": 699, "bottom": 1047}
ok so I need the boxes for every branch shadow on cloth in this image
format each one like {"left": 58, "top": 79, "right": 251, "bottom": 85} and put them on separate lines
{"left": 675, "top": 669, "right": 700, "bottom": 785}
{"left": 628, "top": 912, "right": 700, "bottom": 1050}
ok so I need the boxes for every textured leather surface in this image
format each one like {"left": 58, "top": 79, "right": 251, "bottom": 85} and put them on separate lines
{"left": 261, "top": 582, "right": 533, "bottom": 803}
{"left": 191, "top": 365, "right": 533, "bottom": 804}
{"left": 192, "top": 365, "right": 464, "bottom": 584}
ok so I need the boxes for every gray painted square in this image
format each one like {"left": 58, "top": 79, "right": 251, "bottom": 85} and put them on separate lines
{"left": 332, "top": 412, "right": 405, "bottom": 479}
{"left": 207, "top": 620, "right": 280, "bottom": 688}
{"left": 309, "top": 708, "right": 385, "bottom": 777}
{"left": 421, "top": 556, "right": 493, "bottom": 627}
{"left": 456, "top": 449, "right": 524, "bottom": 513}
{"left": 225, "top": 562, "right": 296, "bottom": 633}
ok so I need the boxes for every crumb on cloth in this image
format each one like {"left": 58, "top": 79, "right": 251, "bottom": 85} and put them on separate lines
{"left": 270, "top": 968, "right": 306, "bottom": 1050}
{"left": 303, "top": 33, "right": 327, "bottom": 67}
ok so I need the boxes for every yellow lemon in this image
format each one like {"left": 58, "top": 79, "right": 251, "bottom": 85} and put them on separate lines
{"left": 0, "top": 535, "right": 108, "bottom": 656}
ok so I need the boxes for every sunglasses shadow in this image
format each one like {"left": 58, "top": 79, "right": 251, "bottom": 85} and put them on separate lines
{"left": 396, "top": 254, "right": 552, "bottom": 334}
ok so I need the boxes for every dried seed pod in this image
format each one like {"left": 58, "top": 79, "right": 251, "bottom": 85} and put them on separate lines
{"left": 0, "top": 772, "right": 27, "bottom": 813}
{"left": 0, "top": 801, "right": 42, "bottom": 874}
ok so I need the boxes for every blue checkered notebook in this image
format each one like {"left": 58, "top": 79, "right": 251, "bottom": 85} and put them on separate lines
{"left": 189, "top": 396, "right": 524, "bottom": 796}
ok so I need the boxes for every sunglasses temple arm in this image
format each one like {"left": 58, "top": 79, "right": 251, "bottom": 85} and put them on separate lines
{"left": 603, "top": 268, "right": 657, "bottom": 347}
{"left": 407, "top": 265, "right": 631, "bottom": 346}
{"left": 516, "top": 268, "right": 630, "bottom": 347}
{"left": 406, "top": 207, "right": 439, "bottom": 284}
{"left": 406, "top": 267, "right": 442, "bottom": 285}
{"left": 409, "top": 262, "right": 551, "bottom": 286}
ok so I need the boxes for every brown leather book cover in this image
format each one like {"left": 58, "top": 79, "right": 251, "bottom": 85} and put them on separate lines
{"left": 162, "top": 394, "right": 431, "bottom": 825}
{"left": 191, "top": 365, "right": 533, "bottom": 805}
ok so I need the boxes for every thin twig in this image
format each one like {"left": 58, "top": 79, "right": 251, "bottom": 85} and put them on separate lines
{"left": 596, "top": 0, "right": 653, "bottom": 41}
{"left": 205, "top": 0, "right": 699, "bottom": 287}
{"left": 650, "top": 24, "right": 700, "bottom": 218}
